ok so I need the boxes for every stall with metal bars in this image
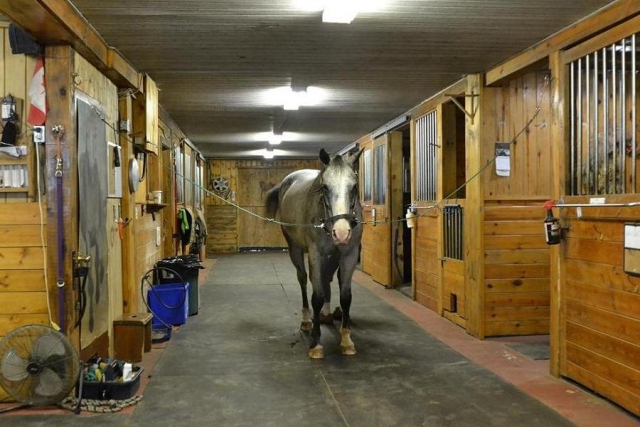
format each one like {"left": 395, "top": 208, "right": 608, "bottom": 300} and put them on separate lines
{"left": 555, "top": 21, "right": 640, "bottom": 418}
{"left": 569, "top": 33, "right": 637, "bottom": 195}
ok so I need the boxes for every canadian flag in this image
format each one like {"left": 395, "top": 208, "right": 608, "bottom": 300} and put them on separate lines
{"left": 27, "top": 57, "right": 46, "bottom": 126}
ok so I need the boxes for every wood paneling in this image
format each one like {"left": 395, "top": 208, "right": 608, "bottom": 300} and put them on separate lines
{"left": 0, "top": 203, "right": 47, "bottom": 339}
{"left": 414, "top": 215, "right": 439, "bottom": 312}
{"left": 559, "top": 195, "right": 640, "bottom": 415}
{"left": 206, "top": 205, "right": 237, "bottom": 254}
{"left": 483, "top": 202, "right": 550, "bottom": 336}
{"left": 484, "top": 72, "right": 553, "bottom": 200}
{"left": 206, "top": 159, "right": 318, "bottom": 252}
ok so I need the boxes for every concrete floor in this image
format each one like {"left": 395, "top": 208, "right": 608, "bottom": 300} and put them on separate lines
{"left": 1, "top": 252, "right": 638, "bottom": 426}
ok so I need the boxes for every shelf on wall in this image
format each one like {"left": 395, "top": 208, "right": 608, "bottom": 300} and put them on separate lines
{"left": 0, "top": 187, "right": 28, "bottom": 193}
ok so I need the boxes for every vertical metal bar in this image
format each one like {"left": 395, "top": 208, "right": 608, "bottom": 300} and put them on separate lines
{"left": 632, "top": 34, "right": 637, "bottom": 192}
{"left": 594, "top": 49, "right": 599, "bottom": 194}
{"left": 427, "top": 113, "right": 433, "bottom": 200}
{"left": 612, "top": 43, "right": 618, "bottom": 193}
{"left": 603, "top": 47, "right": 609, "bottom": 194}
{"left": 570, "top": 61, "right": 576, "bottom": 194}
{"left": 445, "top": 207, "right": 450, "bottom": 258}
{"left": 429, "top": 113, "right": 434, "bottom": 200}
{"left": 416, "top": 119, "right": 420, "bottom": 200}
{"left": 426, "top": 115, "right": 430, "bottom": 200}
{"left": 433, "top": 111, "right": 438, "bottom": 201}
{"left": 586, "top": 54, "right": 592, "bottom": 193}
{"left": 424, "top": 115, "right": 428, "bottom": 201}
{"left": 455, "top": 207, "right": 460, "bottom": 260}
{"left": 421, "top": 116, "right": 425, "bottom": 200}
{"left": 421, "top": 116, "right": 424, "bottom": 201}
{"left": 578, "top": 58, "right": 583, "bottom": 194}
{"left": 622, "top": 38, "right": 627, "bottom": 193}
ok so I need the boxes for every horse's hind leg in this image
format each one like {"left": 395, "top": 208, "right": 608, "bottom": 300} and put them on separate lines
{"left": 286, "top": 238, "right": 311, "bottom": 332}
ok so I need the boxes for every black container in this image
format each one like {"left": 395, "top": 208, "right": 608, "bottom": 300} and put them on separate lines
{"left": 155, "top": 255, "right": 204, "bottom": 316}
{"left": 81, "top": 366, "right": 144, "bottom": 400}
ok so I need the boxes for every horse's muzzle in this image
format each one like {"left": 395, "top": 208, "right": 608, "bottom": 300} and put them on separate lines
{"left": 332, "top": 228, "right": 352, "bottom": 245}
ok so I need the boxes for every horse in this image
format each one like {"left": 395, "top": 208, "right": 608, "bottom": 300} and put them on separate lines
{"left": 266, "top": 148, "right": 363, "bottom": 359}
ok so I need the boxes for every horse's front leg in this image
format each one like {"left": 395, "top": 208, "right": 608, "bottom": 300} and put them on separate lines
{"left": 307, "top": 250, "right": 326, "bottom": 359}
{"left": 338, "top": 250, "right": 359, "bottom": 356}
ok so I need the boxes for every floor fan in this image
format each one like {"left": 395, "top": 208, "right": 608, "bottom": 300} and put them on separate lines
{"left": 0, "top": 325, "right": 80, "bottom": 406}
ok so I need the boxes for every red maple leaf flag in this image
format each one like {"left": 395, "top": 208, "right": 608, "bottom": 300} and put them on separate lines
{"left": 28, "top": 57, "right": 46, "bottom": 126}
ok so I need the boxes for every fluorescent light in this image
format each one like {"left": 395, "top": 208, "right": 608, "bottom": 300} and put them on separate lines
{"left": 264, "top": 86, "right": 326, "bottom": 110}
{"left": 269, "top": 133, "right": 283, "bottom": 145}
{"left": 263, "top": 145, "right": 275, "bottom": 159}
{"left": 323, "top": 0, "right": 358, "bottom": 23}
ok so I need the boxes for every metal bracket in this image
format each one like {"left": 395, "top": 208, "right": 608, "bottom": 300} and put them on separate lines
{"left": 445, "top": 93, "right": 479, "bottom": 124}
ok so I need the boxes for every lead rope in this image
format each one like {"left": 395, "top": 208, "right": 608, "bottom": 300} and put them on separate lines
{"left": 53, "top": 125, "right": 66, "bottom": 333}
{"left": 60, "top": 396, "right": 143, "bottom": 413}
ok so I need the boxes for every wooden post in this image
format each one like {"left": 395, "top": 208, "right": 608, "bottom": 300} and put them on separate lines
{"left": 119, "top": 93, "right": 138, "bottom": 313}
{"left": 44, "top": 45, "right": 77, "bottom": 341}
{"left": 549, "top": 51, "right": 567, "bottom": 377}
{"left": 464, "top": 74, "right": 485, "bottom": 339}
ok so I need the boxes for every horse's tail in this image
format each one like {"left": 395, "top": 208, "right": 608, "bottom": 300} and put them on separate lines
{"left": 265, "top": 184, "right": 281, "bottom": 218}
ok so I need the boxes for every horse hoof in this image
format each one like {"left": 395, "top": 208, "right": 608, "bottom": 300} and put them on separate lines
{"left": 308, "top": 345, "right": 324, "bottom": 359}
{"left": 333, "top": 307, "right": 343, "bottom": 321}
{"left": 319, "top": 313, "right": 334, "bottom": 324}
{"left": 300, "top": 321, "right": 312, "bottom": 332}
{"left": 341, "top": 345, "right": 356, "bottom": 356}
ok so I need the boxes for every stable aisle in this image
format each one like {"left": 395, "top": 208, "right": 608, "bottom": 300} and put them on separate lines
{"left": 2, "top": 252, "right": 637, "bottom": 426}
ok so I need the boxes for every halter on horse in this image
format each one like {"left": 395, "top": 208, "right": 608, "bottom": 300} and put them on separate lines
{"left": 266, "top": 148, "right": 363, "bottom": 359}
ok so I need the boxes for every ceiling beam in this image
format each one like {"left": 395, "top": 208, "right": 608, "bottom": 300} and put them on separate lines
{"left": 0, "top": 0, "right": 143, "bottom": 91}
{"left": 485, "top": 0, "right": 640, "bottom": 86}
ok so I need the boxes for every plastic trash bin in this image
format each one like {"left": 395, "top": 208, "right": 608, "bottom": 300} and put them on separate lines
{"left": 155, "top": 255, "right": 204, "bottom": 316}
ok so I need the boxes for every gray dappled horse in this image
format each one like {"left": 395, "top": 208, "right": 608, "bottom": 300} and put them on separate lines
{"left": 266, "top": 148, "right": 363, "bottom": 359}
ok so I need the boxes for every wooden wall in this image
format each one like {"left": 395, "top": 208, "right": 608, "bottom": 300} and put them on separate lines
{"left": 0, "top": 203, "right": 48, "bottom": 338}
{"left": 205, "top": 158, "right": 319, "bottom": 254}
{"left": 0, "top": 23, "right": 37, "bottom": 203}
{"left": 483, "top": 203, "right": 550, "bottom": 336}
{"left": 558, "top": 197, "right": 640, "bottom": 415}
{"left": 413, "top": 212, "right": 439, "bottom": 312}
{"left": 484, "top": 71, "right": 552, "bottom": 200}
{"left": 478, "top": 71, "right": 553, "bottom": 337}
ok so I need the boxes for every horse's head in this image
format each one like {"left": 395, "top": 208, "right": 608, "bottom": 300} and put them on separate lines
{"left": 318, "top": 148, "right": 363, "bottom": 245}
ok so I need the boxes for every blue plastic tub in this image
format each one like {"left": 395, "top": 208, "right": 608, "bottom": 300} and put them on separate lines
{"left": 148, "top": 282, "right": 189, "bottom": 327}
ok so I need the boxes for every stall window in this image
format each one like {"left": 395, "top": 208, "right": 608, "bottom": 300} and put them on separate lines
{"left": 373, "top": 144, "right": 386, "bottom": 205}
{"left": 362, "top": 149, "right": 372, "bottom": 202}
{"left": 415, "top": 110, "right": 438, "bottom": 201}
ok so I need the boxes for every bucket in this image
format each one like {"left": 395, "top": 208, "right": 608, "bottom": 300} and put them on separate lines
{"left": 152, "top": 190, "right": 162, "bottom": 204}
{"left": 147, "top": 282, "right": 189, "bottom": 327}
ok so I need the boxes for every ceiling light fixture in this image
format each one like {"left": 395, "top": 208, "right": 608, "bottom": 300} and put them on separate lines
{"left": 269, "top": 131, "right": 283, "bottom": 145}
{"left": 283, "top": 90, "right": 306, "bottom": 111}
{"left": 322, "top": 0, "right": 359, "bottom": 24}
{"left": 264, "top": 86, "right": 326, "bottom": 110}
{"left": 263, "top": 145, "right": 274, "bottom": 159}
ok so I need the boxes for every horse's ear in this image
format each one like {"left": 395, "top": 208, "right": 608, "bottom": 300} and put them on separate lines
{"left": 344, "top": 148, "right": 364, "bottom": 167}
{"left": 319, "top": 148, "right": 331, "bottom": 165}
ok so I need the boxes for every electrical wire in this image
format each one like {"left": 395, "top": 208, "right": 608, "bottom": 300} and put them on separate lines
{"left": 96, "top": 76, "right": 551, "bottom": 230}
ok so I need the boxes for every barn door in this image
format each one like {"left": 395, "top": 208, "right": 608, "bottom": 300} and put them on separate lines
{"left": 236, "top": 167, "right": 291, "bottom": 250}
{"left": 440, "top": 101, "right": 467, "bottom": 328}
{"left": 361, "top": 132, "right": 403, "bottom": 287}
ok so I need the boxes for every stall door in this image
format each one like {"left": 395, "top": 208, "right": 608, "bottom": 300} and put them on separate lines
{"left": 236, "top": 167, "right": 291, "bottom": 249}
{"left": 361, "top": 132, "right": 403, "bottom": 287}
